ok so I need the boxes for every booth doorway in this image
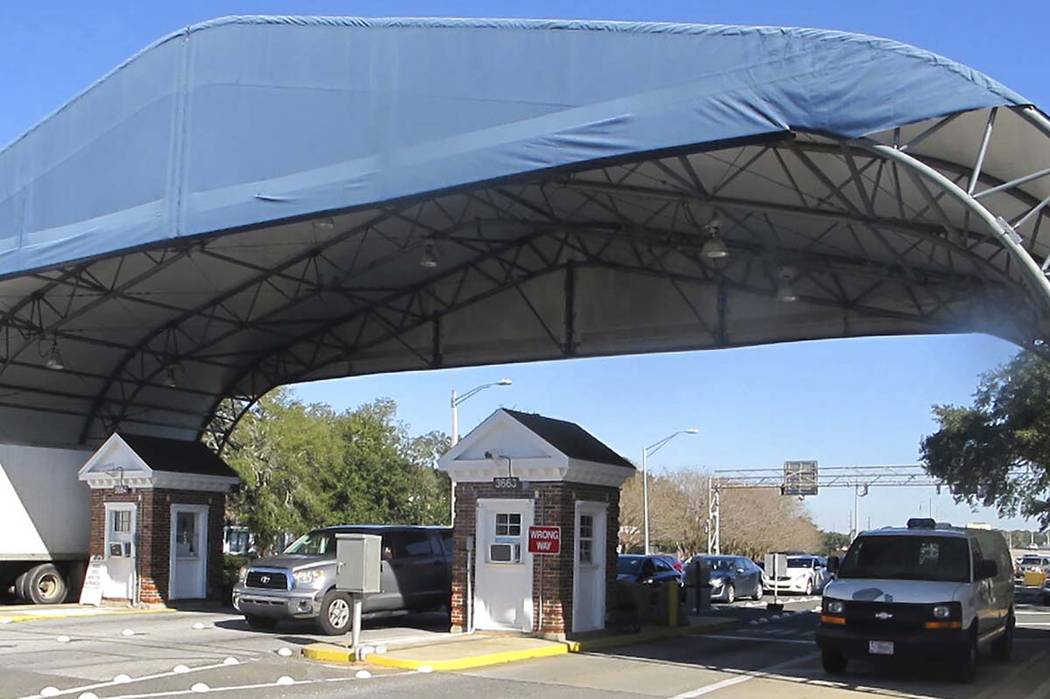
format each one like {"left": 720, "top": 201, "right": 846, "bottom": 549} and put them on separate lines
{"left": 572, "top": 501, "right": 607, "bottom": 633}
{"left": 474, "top": 498, "right": 534, "bottom": 632}
{"left": 169, "top": 504, "right": 208, "bottom": 599}
{"left": 103, "top": 502, "right": 137, "bottom": 600}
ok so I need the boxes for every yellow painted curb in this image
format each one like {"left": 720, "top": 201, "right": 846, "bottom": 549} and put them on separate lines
{"left": 302, "top": 643, "right": 356, "bottom": 664}
{"left": 0, "top": 607, "right": 170, "bottom": 624}
{"left": 565, "top": 618, "right": 739, "bottom": 653}
{"left": 368, "top": 642, "right": 568, "bottom": 671}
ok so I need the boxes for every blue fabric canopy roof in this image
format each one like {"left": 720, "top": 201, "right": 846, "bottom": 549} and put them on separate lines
{"left": 0, "top": 16, "right": 1030, "bottom": 280}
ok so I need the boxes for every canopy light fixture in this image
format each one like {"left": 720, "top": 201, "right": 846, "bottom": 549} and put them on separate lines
{"left": 44, "top": 339, "right": 65, "bottom": 371}
{"left": 700, "top": 217, "right": 728, "bottom": 259}
{"left": 419, "top": 241, "right": 439, "bottom": 269}
{"left": 776, "top": 266, "right": 799, "bottom": 302}
{"left": 313, "top": 217, "right": 335, "bottom": 231}
{"left": 164, "top": 363, "right": 179, "bottom": 388}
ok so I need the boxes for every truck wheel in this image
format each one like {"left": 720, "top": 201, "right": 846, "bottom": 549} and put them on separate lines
{"left": 992, "top": 611, "right": 1015, "bottom": 662}
{"left": 14, "top": 570, "right": 30, "bottom": 602}
{"left": 26, "top": 564, "right": 67, "bottom": 605}
{"left": 821, "top": 650, "right": 847, "bottom": 675}
{"left": 244, "top": 615, "right": 278, "bottom": 630}
{"left": 317, "top": 591, "right": 353, "bottom": 636}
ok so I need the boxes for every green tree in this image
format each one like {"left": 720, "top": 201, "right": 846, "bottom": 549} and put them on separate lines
{"left": 921, "top": 351, "right": 1050, "bottom": 527}
{"left": 821, "top": 530, "right": 851, "bottom": 555}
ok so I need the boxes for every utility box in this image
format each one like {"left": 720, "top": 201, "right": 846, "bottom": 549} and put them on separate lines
{"left": 764, "top": 553, "right": 788, "bottom": 579}
{"left": 335, "top": 533, "right": 381, "bottom": 594}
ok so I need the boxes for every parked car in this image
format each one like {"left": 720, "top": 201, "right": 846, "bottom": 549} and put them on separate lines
{"left": 233, "top": 525, "right": 452, "bottom": 635}
{"left": 1014, "top": 554, "right": 1050, "bottom": 585}
{"left": 656, "top": 554, "right": 685, "bottom": 573}
{"left": 616, "top": 554, "right": 685, "bottom": 586}
{"left": 765, "top": 554, "right": 832, "bottom": 595}
{"left": 692, "top": 555, "right": 764, "bottom": 604}
{"left": 817, "top": 518, "right": 1014, "bottom": 683}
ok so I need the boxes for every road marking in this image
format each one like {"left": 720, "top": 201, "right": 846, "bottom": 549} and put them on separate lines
{"left": 68, "top": 672, "right": 408, "bottom": 699}
{"left": 667, "top": 652, "right": 820, "bottom": 698}
{"left": 17, "top": 659, "right": 250, "bottom": 699}
{"left": 699, "top": 634, "right": 812, "bottom": 645}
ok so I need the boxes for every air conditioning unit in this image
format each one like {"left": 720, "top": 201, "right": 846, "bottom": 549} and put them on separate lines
{"left": 488, "top": 543, "right": 521, "bottom": 563}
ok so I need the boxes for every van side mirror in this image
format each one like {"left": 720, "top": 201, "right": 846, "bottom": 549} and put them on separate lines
{"left": 975, "top": 559, "right": 997, "bottom": 580}
{"left": 827, "top": 556, "right": 840, "bottom": 573}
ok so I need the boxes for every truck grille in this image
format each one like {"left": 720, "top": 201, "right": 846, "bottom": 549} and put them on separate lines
{"left": 246, "top": 571, "right": 288, "bottom": 590}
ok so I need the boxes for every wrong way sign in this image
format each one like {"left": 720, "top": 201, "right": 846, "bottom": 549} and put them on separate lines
{"left": 527, "top": 526, "right": 561, "bottom": 555}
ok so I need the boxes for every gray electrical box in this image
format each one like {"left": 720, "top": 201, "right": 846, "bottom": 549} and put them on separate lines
{"left": 335, "top": 533, "right": 382, "bottom": 594}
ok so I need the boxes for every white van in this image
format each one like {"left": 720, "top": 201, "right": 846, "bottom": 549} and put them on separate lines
{"left": 816, "top": 519, "right": 1014, "bottom": 683}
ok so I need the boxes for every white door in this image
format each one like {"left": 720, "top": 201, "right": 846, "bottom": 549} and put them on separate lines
{"left": 169, "top": 505, "right": 208, "bottom": 599}
{"left": 474, "top": 498, "right": 534, "bottom": 632}
{"left": 103, "top": 503, "right": 136, "bottom": 600}
{"left": 572, "top": 502, "right": 607, "bottom": 633}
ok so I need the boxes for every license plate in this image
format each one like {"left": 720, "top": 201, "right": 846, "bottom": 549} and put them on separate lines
{"left": 868, "top": 641, "right": 894, "bottom": 656}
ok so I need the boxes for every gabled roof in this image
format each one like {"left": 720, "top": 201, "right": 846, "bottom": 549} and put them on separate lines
{"left": 118, "top": 434, "right": 239, "bottom": 478}
{"left": 502, "top": 410, "right": 634, "bottom": 469}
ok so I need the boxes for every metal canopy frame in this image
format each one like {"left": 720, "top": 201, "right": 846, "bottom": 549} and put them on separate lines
{"left": 0, "top": 106, "right": 1047, "bottom": 449}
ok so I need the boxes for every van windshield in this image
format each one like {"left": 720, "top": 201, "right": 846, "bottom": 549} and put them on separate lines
{"left": 838, "top": 535, "right": 970, "bottom": 583}
{"left": 283, "top": 531, "right": 335, "bottom": 555}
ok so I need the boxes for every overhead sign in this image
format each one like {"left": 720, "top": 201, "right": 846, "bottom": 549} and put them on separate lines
{"left": 492, "top": 476, "right": 521, "bottom": 491}
{"left": 527, "top": 526, "right": 561, "bottom": 555}
{"left": 782, "top": 460, "right": 819, "bottom": 496}
{"left": 79, "top": 557, "right": 106, "bottom": 606}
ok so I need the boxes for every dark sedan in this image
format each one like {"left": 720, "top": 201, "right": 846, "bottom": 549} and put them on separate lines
{"left": 692, "top": 555, "right": 764, "bottom": 604}
{"left": 617, "top": 554, "right": 685, "bottom": 585}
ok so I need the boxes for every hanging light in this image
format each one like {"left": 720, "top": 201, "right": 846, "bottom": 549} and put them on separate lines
{"left": 700, "top": 217, "right": 728, "bottom": 259}
{"left": 164, "top": 363, "right": 179, "bottom": 389}
{"left": 313, "top": 217, "right": 335, "bottom": 231}
{"left": 44, "top": 339, "right": 65, "bottom": 371}
{"left": 419, "top": 241, "right": 439, "bottom": 269}
{"left": 776, "top": 268, "right": 799, "bottom": 303}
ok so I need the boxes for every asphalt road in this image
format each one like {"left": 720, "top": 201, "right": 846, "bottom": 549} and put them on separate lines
{"left": 1, "top": 594, "right": 1048, "bottom": 699}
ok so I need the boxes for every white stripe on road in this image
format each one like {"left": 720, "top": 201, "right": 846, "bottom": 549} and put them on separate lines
{"left": 17, "top": 660, "right": 250, "bottom": 699}
{"left": 667, "top": 653, "right": 820, "bottom": 698}
{"left": 51, "top": 672, "right": 407, "bottom": 699}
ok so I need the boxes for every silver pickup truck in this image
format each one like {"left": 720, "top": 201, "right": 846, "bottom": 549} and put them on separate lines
{"left": 233, "top": 524, "right": 453, "bottom": 635}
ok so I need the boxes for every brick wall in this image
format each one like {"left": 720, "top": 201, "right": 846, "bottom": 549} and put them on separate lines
{"left": 450, "top": 481, "right": 620, "bottom": 637}
{"left": 90, "top": 488, "right": 226, "bottom": 604}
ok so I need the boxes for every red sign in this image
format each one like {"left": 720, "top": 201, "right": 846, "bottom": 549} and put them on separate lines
{"left": 527, "top": 526, "right": 561, "bottom": 555}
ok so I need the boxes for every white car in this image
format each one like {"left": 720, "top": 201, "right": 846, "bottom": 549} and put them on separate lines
{"left": 765, "top": 555, "right": 831, "bottom": 595}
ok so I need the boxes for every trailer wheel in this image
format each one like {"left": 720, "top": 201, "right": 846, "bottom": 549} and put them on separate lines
{"left": 25, "top": 564, "right": 67, "bottom": 605}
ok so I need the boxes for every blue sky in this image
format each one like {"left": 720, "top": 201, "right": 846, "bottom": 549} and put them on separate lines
{"left": 2, "top": 1, "right": 1045, "bottom": 533}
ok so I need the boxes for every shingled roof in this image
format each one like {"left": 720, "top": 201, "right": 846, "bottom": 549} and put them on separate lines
{"left": 119, "top": 433, "right": 239, "bottom": 479}
{"left": 501, "top": 410, "right": 634, "bottom": 470}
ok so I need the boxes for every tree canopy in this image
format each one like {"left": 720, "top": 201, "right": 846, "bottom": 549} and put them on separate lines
{"left": 921, "top": 351, "right": 1050, "bottom": 528}
{"left": 219, "top": 389, "right": 450, "bottom": 553}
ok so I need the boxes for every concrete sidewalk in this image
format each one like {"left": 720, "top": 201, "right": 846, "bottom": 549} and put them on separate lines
{"left": 303, "top": 615, "right": 737, "bottom": 671}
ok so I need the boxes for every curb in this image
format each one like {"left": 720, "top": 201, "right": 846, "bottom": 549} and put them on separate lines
{"left": 0, "top": 607, "right": 170, "bottom": 624}
{"left": 302, "top": 618, "right": 738, "bottom": 671}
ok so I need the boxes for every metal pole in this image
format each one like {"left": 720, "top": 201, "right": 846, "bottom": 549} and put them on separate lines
{"left": 706, "top": 476, "right": 713, "bottom": 555}
{"left": 642, "top": 447, "right": 650, "bottom": 555}
{"left": 451, "top": 388, "right": 459, "bottom": 446}
{"left": 351, "top": 594, "right": 363, "bottom": 658}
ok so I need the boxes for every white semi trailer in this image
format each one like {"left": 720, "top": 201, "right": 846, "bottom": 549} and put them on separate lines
{"left": 0, "top": 444, "right": 92, "bottom": 604}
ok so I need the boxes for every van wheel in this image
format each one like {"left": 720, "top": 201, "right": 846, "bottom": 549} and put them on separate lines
{"left": 956, "top": 630, "right": 978, "bottom": 683}
{"left": 244, "top": 615, "right": 278, "bottom": 630}
{"left": 25, "top": 564, "right": 67, "bottom": 605}
{"left": 317, "top": 591, "right": 353, "bottom": 636}
{"left": 992, "top": 611, "right": 1015, "bottom": 662}
{"left": 821, "top": 650, "right": 847, "bottom": 675}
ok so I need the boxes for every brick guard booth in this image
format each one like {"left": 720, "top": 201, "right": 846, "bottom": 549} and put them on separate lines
{"left": 78, "top": 434, "right": 240, "bottom": 604}
{"left": 439, "top": 409, "right": 634, "bottom": 639}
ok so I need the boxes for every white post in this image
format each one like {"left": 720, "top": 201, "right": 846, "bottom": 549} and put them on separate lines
{"left": 642, "top": 447, "right": 650, "bottom": 555}
{"left": 451, "top": 388, "right": 459, "bottom": 446}
{"left": 351, "top": 595, "right": 363, "bottom": 658}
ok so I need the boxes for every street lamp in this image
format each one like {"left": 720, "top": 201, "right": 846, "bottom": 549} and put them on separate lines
{"left": 641, "top": 428, "right": 699, "bottom": 554}
{"left": 450, "top": 379, "right": 512, "bottom": 445}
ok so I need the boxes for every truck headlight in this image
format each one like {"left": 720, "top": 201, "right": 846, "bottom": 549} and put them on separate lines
{"left": 932, "top": 605, "right": 952, "bottom": 619}
{"left": 293, "top": 568, "right": 326, "bottom": 588}
{"left": 825, "top": 599, "right": 845, "bottom": 614}
{"left": 238, "top": 565, "right": 248, "bottom": 583}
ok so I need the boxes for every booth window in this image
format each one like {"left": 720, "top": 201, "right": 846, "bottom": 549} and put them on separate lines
{"left": 495, "top": 513, "right": 521, "bottom": 537}
{"left": 579, "top": 514, "right": 594, "bottom": 564}
{"left": 110, "top": 510, "right": 132, "bottom": 533}
{"left": 176, "top": 512, "right": 198, "bottom": 558}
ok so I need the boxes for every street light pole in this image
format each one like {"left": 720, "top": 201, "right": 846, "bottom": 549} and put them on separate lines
{"left": 641, "top": 428, "right": 699, "bottom": 555}
{"left": 449, "top": 379, "right": 512, "bottom": 523}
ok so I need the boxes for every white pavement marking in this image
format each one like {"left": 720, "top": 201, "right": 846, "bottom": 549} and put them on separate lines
{"left": 17, "top": 659, "right": 245, "bottom": 699}
{"left": 667, "top": 652, "right": 820, "bottom": 698}
{"left": 700, "top": 634, "right": 812, "bottom": 645}
{"left": 69, "top": 672, "right": 407, "bottom": 699}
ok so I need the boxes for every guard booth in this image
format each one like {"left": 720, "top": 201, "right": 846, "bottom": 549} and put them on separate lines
{"left": 438, "top": 409, "right": 634, "bottom": 638}
{"left": 78, "top": 434, "right": 240, "bottom": 604}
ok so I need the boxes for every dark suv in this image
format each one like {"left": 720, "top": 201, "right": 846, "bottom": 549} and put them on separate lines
{"left": 233, "top": 525, "right": 452, "bottom": 635}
